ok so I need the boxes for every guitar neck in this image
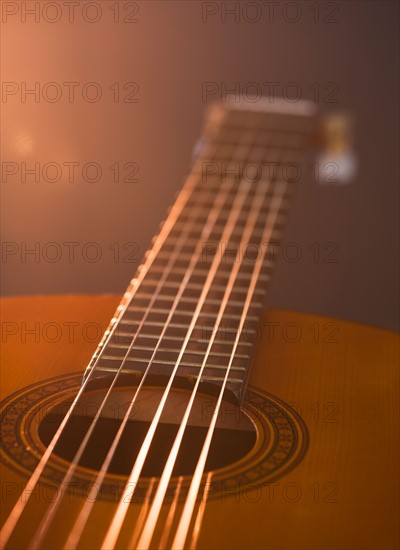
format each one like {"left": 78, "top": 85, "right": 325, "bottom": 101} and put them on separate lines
{"left": 84, "top": 99, "right": 317, "bottom": 401}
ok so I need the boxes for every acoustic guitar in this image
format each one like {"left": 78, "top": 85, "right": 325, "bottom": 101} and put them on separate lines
{"left": 1, "top": 99, "right": 398, "bottom": 549}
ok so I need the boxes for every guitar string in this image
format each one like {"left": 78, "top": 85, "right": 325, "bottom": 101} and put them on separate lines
{"left": 99, "top": 171, "right": 256, "bottom": 550}
{"left": 154, "top": 476, "right": 183, "bottom": 550}
{"left": 62, "top": 161, "right": 244, "bottom": 550}
{"left": 188, "top": 471, "right": 212, "bottom": 550}
{"left": 0, "top": 169, "right": 198, "bottom": 550}
{"left": 28, "top": 188, "right": 219, "bottom": 550}
{"left": 135, "top": 156, "right": 271, "bottom": 549}
{"left": 171, "top": 155, "right": 299, "bottom": 550}
{"left": 125, "top": 478, "right": 156, "bottom": 550}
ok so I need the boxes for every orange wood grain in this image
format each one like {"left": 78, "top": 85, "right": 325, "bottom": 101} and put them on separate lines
{"left": 0, "top": 296, "right": 398, "bottom": 549}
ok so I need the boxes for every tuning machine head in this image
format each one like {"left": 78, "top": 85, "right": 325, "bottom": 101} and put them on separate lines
{"left": 314, "top": 112, "right": 357, "bottom": 185}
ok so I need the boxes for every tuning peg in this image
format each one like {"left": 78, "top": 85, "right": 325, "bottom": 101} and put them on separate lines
{"left": 314, "top": 112, "right": 357, "bottom": 184}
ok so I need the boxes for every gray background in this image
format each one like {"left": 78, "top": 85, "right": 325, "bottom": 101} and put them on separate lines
{"left": 2, "top": 0, "right": 399, "bottom": 331}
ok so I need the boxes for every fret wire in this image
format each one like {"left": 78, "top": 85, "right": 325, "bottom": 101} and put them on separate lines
{"left": 123, "top": 310, "right": 260, "bottom": 322}
{"left": 139, "top": 280, "right": 265, "bottom": 294}
{"left": 111, "top": 331, "right": 253, "bottom": 351}
{"left": 94, "top": 366, "right": 244, "bottom": 385}
{"left": 131, "top": 294, "right": 255, "bottom": 307}
{"left": 106, "top": 343, "right": 249, "bottom": 359}
{"left": 97, "top": 358, "right": 246, "bottom": 372}
{"left": 150, "top": 255, "right": 274, "bottom": 271}
{"left": 112, "top": 321, "right": 256, "bottom": 338}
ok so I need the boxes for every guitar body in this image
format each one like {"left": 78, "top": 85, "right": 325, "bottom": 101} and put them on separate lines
{"left": 1, "top": 295, "right": 398, "bottom": 549}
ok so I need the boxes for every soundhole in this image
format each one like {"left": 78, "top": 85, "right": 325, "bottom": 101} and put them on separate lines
{"left": 38, "top": 385, "right": 257, "bottom": 477}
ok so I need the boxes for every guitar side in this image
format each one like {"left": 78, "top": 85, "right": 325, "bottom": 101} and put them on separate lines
{"left": 1, "top": 296, "right": 398, "bottom": 549}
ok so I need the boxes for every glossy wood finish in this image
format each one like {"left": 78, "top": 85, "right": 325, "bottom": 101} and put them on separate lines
{"left": 0, "top": 295, "right": 398, "bottom": 549}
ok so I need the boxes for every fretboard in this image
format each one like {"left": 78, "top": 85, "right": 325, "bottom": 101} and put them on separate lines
{"left": 85, "top": 98, "right": 316, "bottom": 401}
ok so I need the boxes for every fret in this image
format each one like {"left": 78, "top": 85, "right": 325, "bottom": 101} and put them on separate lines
{"left": 101, "top": 328, "right": 254, "bottom": 357}
{"left": 153, "top": 246, "right": 278, "bottom": 264}
{"left": 98, "top": 352, "right": 248, "bottom": 370}
{"left": 159, "top": 234, "right": 281, "bottom": 253}
{"left": 176, "top": 205, "right": 276, "bottom": 220}
{"left": 139, "top": 265, "right": 272, "bottom": 289}
{"left": 136, "top": 288, "right": 265, "bottom": 307}
{"left": 174, "top": 211, "right": 274, "bottom": 226}
{"left": 139, "top": 280, "right": 265, "bottom": 295}
{"left": 143, "top": 266, "right": 271, "bottom": 281}
{"left": 113, "top": 321, "right": 259, "bottom": 339}
{"left": 169, "top": 210, "right": 289, "bottom": 226}
{"left": 132, "top": 295, "right": 259, "bottom": 309}
{"left": 98, "top": 356, "right": 246, "bottom": 371}
{"left": 152, "top": 251, "right": 274, "bottom": 268}
{"left": 93, "top": 365, "right": 244, "bottom": 387}
{"left": 182, "top": 196, "right": 290, "bottom": 214}
{"left": 134, "top": 289, "right": 266, "bottom": 312}
{"left": 186, "top": 182, "right": 293, "bottom": 200}
{"left": 166, "top": 221, "right": 287, "bottom": 236}
{"left": 124, "top": 307, "right": 260, "bottom": 323}
{"left": 116, "top": 320, "right": 197, "bottom": 330}
{"left": 103, "top": 350, "right": 250, "bottom": 372}
{"left": 188, "top": 184, "right": 273, "bottom": 202}
{"left": 109, "top": 331, "right": 253, "bottom": 350}
{"left": 186, "top": 191, "right": 276, "bottom": 206}
{"left": 106, "top": 342, "right": 249, "bottom": 360}
{"left": 93, "top": 350, "right": 250, "bottom": 369}
{"left": 164, "top": 219, "right": 287, "bottom": 240}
